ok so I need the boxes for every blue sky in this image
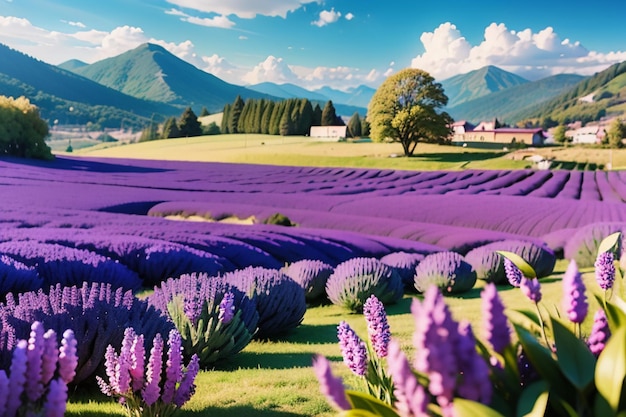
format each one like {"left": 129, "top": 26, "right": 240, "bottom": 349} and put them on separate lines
{"left": 1, "top": 0, "right": 626, "bottom": 91}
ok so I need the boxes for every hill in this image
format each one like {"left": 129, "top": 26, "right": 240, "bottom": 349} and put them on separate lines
{"left": 313, "top": 85, "right": 375, "bottom": 109}
{"left": 0, "top": 43, "right": 178, "bottom": 128}
{"left": 448, "top": 74, "right": 586, "bottom": 124}
{"left": 526, "top": 60, "right": 626, "bottom": 124}
{"left": 69, "top": 43, "right": 274, "bottom": 113}
{"left": 441, "top": 65, "right": 529, "bottom": 108}
{"left": 248, "top": 82, "right": 328, "bottom": 102}
{"left": 58, "top": 59, "right": 88, "bottom": 71}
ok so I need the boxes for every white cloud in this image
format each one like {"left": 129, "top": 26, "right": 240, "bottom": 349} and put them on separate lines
{"left": 165, "top": 0, "right": 321, "bottom": 19}
{"left": 312, "top": 8, "right": 341, "bottom": 27}
{"left": 184, "top": 14, "right": 235, "bottom": 28}
{"left": 345, "top": 12, "right": 354, "bottom": 21}
{"left": 242, "top": 56, "right": 298, "bottom": 84}
{"left": 411, "top": 22, "right": 626, "bottom": 81}
{"left": 65, "top": 21, "right": 86, "bottom": 28}
{"left": 239, "top": 35, "right": 248, "bottom": 40}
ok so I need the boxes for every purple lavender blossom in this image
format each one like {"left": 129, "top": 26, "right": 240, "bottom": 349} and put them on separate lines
{"left": 455, "top": 322, "right": 492, "bottom": 404}
{"left": 0, "top": 370, "right": 8, "bottom": 415}
{"left": 26, "top": 321, "right": 45, "bottom": 402}
{"left": 162, "top": 330, "right": 184, "bottom": 404}
{"left": 520, "top": 277, "right": 542, "bottom": 303}
{"left": 594, "top": 251, "right": 616, "bottom": 290}
{"left": 481, "top": 283, "right": 510, "bottom": 354}
{"left": 130, "top": 333, "right": 145, "bottom": 392}
{"left": 503, "top": 258, "right": 523, "bottom": 287}
{"left": 218, "top": 292, "right": 235, "bottom": 324}
{"left": 173, "top": 354, "right": 200, "bottom": 408}
{"left": 116, "top": 328, "right": 134, "bottom": 395}
{"left": 58, "top": 329, "right": 77, "bottom": 385}
{"left": 142, "top": 333, "right": 163, "bottom": 406}
{"left": 363, "top": 295, "right": 391, "bottom": 358}
{"left": 101, "top": 345, "right": 119, "bottom": 396}
{"left": 311, "top": 354, "right": 350, "bottom": 411}
{"left": 562, "top": 260, "right": 588, "bottom": 324}
{"left": 412, "top": 286, "right": 458, "bottom": 410}
{"left": 41, "top": 329, "right": 59, "bottom": 386}
{"left": 386, "top": 340, "right": 428, "bottom": 417}
{"left": 44, "top": 378, "right": 68, "bottom": 417}
{"left": 337, "top": 321, "right": 368, "bottom": 376}
{"left": 6, "top": 340, "right": 27, "bottom": 416}
{"left": 588, "top": 309, "right": 611, "bottom": 356}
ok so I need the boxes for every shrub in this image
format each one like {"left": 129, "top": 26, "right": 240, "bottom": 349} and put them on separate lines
{"left": 221, "top": 267, "right": 306, "bottom": 339}
{"left": 0, "top": 95, "right": 52, "bottom": 159}
{"left": 563, "top": 222, "right": 626, "bottom": 267}
{"left": 380, "top": 251, "right": 424, "bottom": 290}
{"left": 414, "top": 251, "right": 476, "bottom": 294}
{"left": 0, "top": 255, "right": 40, "bottom": 300}
{"left": 0, "top": 241, "right": 142, "bottom": 291}
{"left": 263, "top": 212, "right": 296, "bottom": 226}
{"left": 0, "top": 282, "right": 173, "bottom": 385}
{"left": 325, "top": 257, "right": 403, "bottom": 312}
{"left": 148, "top": 273, "right": 259, "bottom": 366}
{"left": 283, "top": 259, "right": 334, "bottom": 301}
{"left": 465, "top": 240, "right": 556, "bottom": 284}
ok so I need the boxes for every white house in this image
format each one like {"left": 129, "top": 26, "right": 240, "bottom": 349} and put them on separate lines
{"left": 571, "top": 126, "right": 602, "bottom": 144}
{"left": 309, "top": 126, "right": 348, "bottom": 141}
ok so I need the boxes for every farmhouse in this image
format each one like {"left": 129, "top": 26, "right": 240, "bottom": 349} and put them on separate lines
{"left": 451, "top": 122, "right": 546, "bottom": 146}
{"left": 567, "top": 125, "right": 604, "bottom": 144}
{"left": 309, "top": 125, "right": 348, "bottom": 141}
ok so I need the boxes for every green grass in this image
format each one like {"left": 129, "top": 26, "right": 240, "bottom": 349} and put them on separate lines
{"left": 66, "top": 260, "right": 612, "bottom": 416}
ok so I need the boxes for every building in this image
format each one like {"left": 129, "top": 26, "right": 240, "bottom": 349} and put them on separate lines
{"left": 568, "top": 125, "right": 603, "bottom": 144}
{"left": 451, "top": 123, "right": 546, "bottom": 146}
{"left": 309, "top": 126, "right": 348, "bottom": 141}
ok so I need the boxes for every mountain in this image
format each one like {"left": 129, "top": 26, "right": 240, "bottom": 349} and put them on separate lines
{"left": 526, "top": 61, "right": 626, "bottom": 124}
{"left": 248, "top": 82, "right": 328, "bottom": 102}
{"left": 58, "top": 59, "right": 88, "bottom": 71}
{"left": 448, "top": 74, "right": 586, "bottom": 124}
{"left": 68, "top": 43, "right": 273, "bottom": 113}
{"left": 440, "top": 65, "right": 529, "bottom": 108}
{"left": 313, "top": 85, "right": 376, "bottom": 109}
{"left": 0, "top": 43, "right": 179, "bottom": 128}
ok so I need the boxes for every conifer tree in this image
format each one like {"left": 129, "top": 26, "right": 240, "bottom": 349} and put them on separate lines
{"left": 269, "top": 101, "right": 286, "bottom": 135}
{"left": 297, "top": 99, "right": 313, "bottom": 135}
{"left": 221, "top": 104, "right": 232, "bottom": 134}
{"left": 312, "top": 103, "right": 322, "bottom": 126}
{"left": 178, "top": 107, "right": 202, "bottom": 137}
{"left": 199, "top": 106, "right": 210, "bottom": 117}
{"left": 348, "top": 112, "right": 362, "bottom": 138}
{"left": 252, "top": 99, "right": 266, "bottom": 134}
{"left": 321, "top": 100, "right": 338, "bottom": 126}
{"left": 238, "top": 99, "right": 253, "bottom": 133}
{"left": 229, "top": 95, "right": 245, "bottom": 134}
{"left": 261, "top": 101, "right": 275, "bottom": 134}
{"left": 161, "top": 116, "right": 180, "bottom": 139}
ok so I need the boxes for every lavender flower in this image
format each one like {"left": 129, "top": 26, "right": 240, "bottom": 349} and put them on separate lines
{"left": 455, "top": 322, "right": 492, "bottom": 404}
{"left": 588, "top": 309, "right": 611, "bottom": 356}
{"left": 0, "top": 370, "right": 8, "bottom": 415}
{"left": 218, "top": 292, "right": 235, "bottom": 324}
{"left": 504, "top": 258, "right": 523, "bottom": 287}
{"left": 594, "top": 251, "right": 616, "bottom": 291}
{"left": 162, "top": 330, "right": 183, "bottom": 404}
{"left": 311, "top": 354, "right": 350, "bottom": 411}
{"left": 6, "top": 340, "right": 27, "bottom": 416}
{"left": 130, "top": 333, "right": 145, "bottom": 392}
{"left": 386, "top": 340, "right": 428, "bottom": 417}
{"left": 173, "top": 354, "right": 200, "bottom": 408}
{"left": 481, "top": 283, "right": 510, "bottom": 355}
{"left": 41, "top": 329, "right": 59, "bottom": 386}
{"left": 337, "top": 321, "right": 368, "bottom": 376}
{"left": 26, "top": 321, "right": 45, "bottom": 402}
{"left": 363, "top": 295, "right": 391, "bottom": 358}
{"left": 412, "top": 286, "right": 458, "bottom": 410}
{"left": 520, "top": 277, "right": 542, "bottom": 303}
{"left": 142, "top": 333, "right": 163, "bottom": 406}
{"left": 116, "top": 328, "right": 134, "bottom": 396}
{"left": 44, "top": 378, "right": 68, "bottom": 417}
{"left": 562, "top": 260, "right": 588, "bottom": 324}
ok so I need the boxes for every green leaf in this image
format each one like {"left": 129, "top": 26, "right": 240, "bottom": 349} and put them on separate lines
{"left": 507, "top": 309, "right": 543, "bottom": 336}
{"left": 593, "top": 291, "right": 626, "bottom": 330}
{"left": 453, "top": 398, "right": 507, "bottom": 417}
{"left": 551, "top": 318, "right": 596, "bottom": 390}
{"left": 598, "top": 232, "right": 622, "bottom": 255}
{"left": 338, "top": 410, "right": 385, "bottom": 417}
{"left": 517, "top": 380, "right": 549, "bottom": 417}
{"left": 595, "top": 326, "right": 626, "bottom": 412}
{"left": 344, "top": 390, "right": 400, "bottom": 417}
{"left": 497, "top": 251, "right": 537, "bottom": 278}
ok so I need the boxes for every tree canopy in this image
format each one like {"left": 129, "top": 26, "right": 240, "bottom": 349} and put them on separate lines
{"left": 367, "top": 68, "right": 452, "bottom": 156}
{"left": 0, "top": 95, "right": 52, "bottom": 159}
{"left": 606, "top": 118, "right": 625, "bottom": 148}
{"left": 178, "top": 107, "right": 202, "bottom": 137}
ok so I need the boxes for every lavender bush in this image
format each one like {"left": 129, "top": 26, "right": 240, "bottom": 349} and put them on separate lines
{"left": 0, "top": 321, "right": 77, "bottom": 417}
{"left": 465, "top": 239, "right": 556, "bottom": 284}
{"left": 221, "top": 266, "right": 306, "bottom": 339}
{"left": 326, "top": 257, "right": 403, "bottom": 312}
{"left": 380, "top": 251, "right": 424, "bottom": 290}
{"left": 148, "top": 273, "right": 259, "bottom": 366}
{"left": 97, "top": 327, "right": 200, "bottom": 417}
{"left": 0, "top": 255, "right": 40, "bottom": 300}
{"left": 0, "top": 282, "right": 173, "bottom": 384}
{"left": 414, "top": 251, "right": 476, "bottom": 294}
{"left": 564, "top": 222, "right": 626, "bottom": 267}
{"left": 283, "top": 259, "right": 334, "bottom": 301}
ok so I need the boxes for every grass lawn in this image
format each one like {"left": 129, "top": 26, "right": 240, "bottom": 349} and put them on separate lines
{"left": 72, "top": 133, "right": 626, "bottom": 170}
{"left": 66, "top": 261, "right": 612, "bottom": 416}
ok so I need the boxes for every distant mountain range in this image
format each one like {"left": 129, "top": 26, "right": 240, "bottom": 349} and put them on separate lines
{"left": 1, "top": 41, "right": 625, "bottom": 130}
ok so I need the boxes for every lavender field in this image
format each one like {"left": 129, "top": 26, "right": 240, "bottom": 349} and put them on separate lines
{"left": 1, "top": 154, "right": 626, "bottom": 415}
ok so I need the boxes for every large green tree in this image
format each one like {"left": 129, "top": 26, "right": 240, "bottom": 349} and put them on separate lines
{"left": 553, "top": 124, "right": 568, "bottom": 144}
{"left": 0, "top": 95, "right": 51, "bottom": 159}
{"left": 368, "top": 68, "right": 452, "bottom": 156}
{"left": 347, "top": 112, "right": 362, "bottom": 137}
{"left": 606, "top": 118, "right": 625, "bottom": 148}
{"left": 161, "top": 116, "right": 180, "bottom": 139}
{"left": 229, "top": 95, "right": 245, "bottom": 134}
{"left": 321, "top": 101, "right": 340, "bottom": 126}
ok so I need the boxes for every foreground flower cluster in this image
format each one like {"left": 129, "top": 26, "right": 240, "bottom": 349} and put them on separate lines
{"left": 314, "top": 233, "right": 626, "bottom": 417}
